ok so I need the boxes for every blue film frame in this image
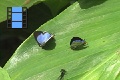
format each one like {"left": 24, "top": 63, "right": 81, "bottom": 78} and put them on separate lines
{"left": 7, "top": 7, "right": 27, "bottom": 28}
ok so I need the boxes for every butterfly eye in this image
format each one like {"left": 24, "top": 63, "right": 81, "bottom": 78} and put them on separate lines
{"left": 33, "top": 31, "right": 54, "bottom": 47}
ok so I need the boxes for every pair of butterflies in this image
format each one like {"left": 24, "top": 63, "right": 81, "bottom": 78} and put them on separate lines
{"left": 33, "top": 31, "right": 86, "bottom": 49}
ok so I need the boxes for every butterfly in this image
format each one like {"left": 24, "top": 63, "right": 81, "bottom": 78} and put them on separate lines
{"left": 57, "top": 69, "right": 66, "bottom": 80}
{"left": 70, "top": 37, "right": 86, "bottom": 50}
{"left": 33, "top": 31, "right": 54, "bottom": 47}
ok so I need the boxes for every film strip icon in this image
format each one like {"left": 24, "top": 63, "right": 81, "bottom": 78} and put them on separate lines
{"left": 7, "top": 7, "right": 27, "bottom": 28}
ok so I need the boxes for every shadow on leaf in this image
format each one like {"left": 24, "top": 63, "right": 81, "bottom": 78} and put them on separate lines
{"left": 78, "top": 0, "right": 107, "bottom": 9}
{"left": 42, "top": 38, "right": 56, "bottom": 50}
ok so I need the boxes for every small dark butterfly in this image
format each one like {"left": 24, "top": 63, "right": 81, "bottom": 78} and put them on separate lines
{"left": 57, "top": 69, "right": 66, "bottom": 80}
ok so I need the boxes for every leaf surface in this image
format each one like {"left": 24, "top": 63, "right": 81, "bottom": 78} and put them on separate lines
{"left": 3, "top": 0, "right": 120, "bottom": 80}
{"left": 0, "top": 67, "right": 11, "bottom": 80}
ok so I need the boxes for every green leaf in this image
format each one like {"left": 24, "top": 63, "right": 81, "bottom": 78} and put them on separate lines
{"left": 3, "top": 0, "right": 120, "bottom": 80}
{"left": 43, "top": 0, "right": 70, "bottom": 16}
{"left": 0, "top": 67, "right": 11, "bottom": 80}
